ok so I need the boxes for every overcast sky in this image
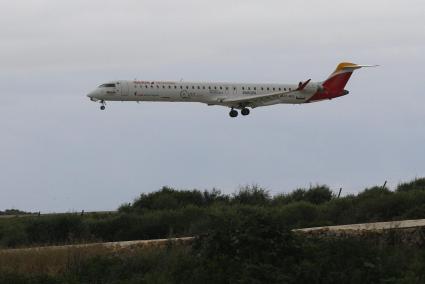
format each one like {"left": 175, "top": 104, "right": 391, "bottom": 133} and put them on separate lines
{"left": 1, "top": 0, "right": 424, "bottom": 212}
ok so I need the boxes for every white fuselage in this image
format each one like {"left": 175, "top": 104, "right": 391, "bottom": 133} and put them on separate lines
{"left": 87, "top": 62, "right": 372, "bottom": 116}
{"left": 88, "top": 80, "right": 320, "bottom": 108}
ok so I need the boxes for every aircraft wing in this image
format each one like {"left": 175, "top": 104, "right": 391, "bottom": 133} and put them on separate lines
{"left": 218, "top": 79, "right": 311, "bottom": 108}
{"left": 219, "top": 90, "right": 295, "bottom": 108}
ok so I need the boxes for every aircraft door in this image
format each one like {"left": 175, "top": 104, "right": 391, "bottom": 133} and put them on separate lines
{"left": 115, "top": 82, "right": 122, "bottom": 97}
{"left": 117, "top": 81, "right": 129, "bottom": 97}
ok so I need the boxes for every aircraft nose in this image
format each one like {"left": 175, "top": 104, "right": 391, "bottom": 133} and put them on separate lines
{"left": 87, "top": 92, "right": 98, "bottom": 102}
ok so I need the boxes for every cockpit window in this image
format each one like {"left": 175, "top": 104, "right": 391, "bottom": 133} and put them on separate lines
{"left": 99, "top": 83, "right": 116, "bottom": 88}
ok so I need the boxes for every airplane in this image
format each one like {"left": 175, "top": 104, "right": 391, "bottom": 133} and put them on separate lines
{"left": 87, "top": 62, "right": 377, "bottom": 118}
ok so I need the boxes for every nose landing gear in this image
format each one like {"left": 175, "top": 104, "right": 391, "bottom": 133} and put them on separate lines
{"left": 100, "top": 101, "right": 106, "bottom": 110}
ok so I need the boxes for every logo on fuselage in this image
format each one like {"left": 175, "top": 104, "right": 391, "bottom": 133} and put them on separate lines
{"left": 180, "top": 90, "right": 189, "bottom": 98}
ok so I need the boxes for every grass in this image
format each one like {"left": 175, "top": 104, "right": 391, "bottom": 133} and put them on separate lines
{"left": 0, "top": 245, "right": 108, "bottom": 275}
{"left": 0, "top": 238, "right": 192, "bottom": 276}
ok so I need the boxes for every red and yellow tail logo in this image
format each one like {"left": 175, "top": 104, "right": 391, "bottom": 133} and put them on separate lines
{"left": 307, "top": 62, "right": 377, "bottom": 103}
{"left": 323, "top": 62, "right": 359, "bottom": 94}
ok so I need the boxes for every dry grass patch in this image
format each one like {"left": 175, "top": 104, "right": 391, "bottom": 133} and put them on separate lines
{"left": 0, "top": 237, "right": 194, "bottom": 276}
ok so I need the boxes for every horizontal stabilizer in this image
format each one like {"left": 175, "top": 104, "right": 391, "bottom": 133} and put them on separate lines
{"left": 297, "top": 79, "right": 311, "bottom": 91}
{"left": 332, "top": 63, "right": 379, "bottom": 74}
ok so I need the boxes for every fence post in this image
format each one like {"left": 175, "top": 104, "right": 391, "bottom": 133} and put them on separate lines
{"left": 382, "top": 181, "right": 387, "bottom": 190}
{"left": 337, "top": 188, "right": 343, "bottom": 198}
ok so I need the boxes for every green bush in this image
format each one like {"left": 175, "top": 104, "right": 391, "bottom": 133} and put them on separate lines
{"left": 2, "top": 178, "right": 425, "bottom": 284}
{"left": 276, "top": 201, "right": 321, "bottom": 228}
{"left": 319, "top": 196, "right": 357, "bottom": 225}
{"left": 24, "top": 215, "right": 90, "bottom": 246}
{"left": 232, "top": 185, "right": 270, "bottom": 205}
{"left": 129, "top": 187, "right": 227, "bottom": 212}
{"left": 2, "top": 177, "right": 425, "bottom": 249}
{"left": 0, "top": 220, "right": 29, "bottom": 248}
{"left": 273, "top": 185, "right": 333, "bottom": 205}
{"left": 190, "top": 207, "right": 302, "bottom": 283}
{"left": 397, "top": 178, "right": 425, "bottom": 192}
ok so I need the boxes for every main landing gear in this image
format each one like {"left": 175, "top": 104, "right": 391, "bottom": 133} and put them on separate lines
{"left": 229, "top": 108, "right": 250, "bottom": 118}
{"left": 241, "top": 108, "right": 250, "bottom": 116}
{"left": 229, "top": 108, "right": 238, "bottom": 118}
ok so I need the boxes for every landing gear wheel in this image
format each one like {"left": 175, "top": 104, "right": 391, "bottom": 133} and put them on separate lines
{"left": 100, "top": 100, "right": 106, "bottom": 110}
{"left": 241, "top": 108, "right": 250, "bottom": 116}
{"left": 229, "top": 109, "right": 238, "bottom": 118}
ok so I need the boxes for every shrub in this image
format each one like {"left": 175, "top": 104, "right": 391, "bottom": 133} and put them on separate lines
{"left": 130, "top": 187, "right": 227, "bottom": 212}
{"left": 24, "top": 215, "right": 89, "bottom": 246}
{"left": 273, "top": 185, "right": 333, "bottom": 205}
{"left": 397, "top": 178, "right": 425, "bottom": 192}
{"left": 232, "top": 185, "right": 270, "bottom": 205}
{"left": 191, "top": 206, "right": 301, "bottom": 283}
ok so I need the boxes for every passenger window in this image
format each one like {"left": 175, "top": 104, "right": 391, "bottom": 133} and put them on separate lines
{"left": 192, "top": 86, "right": 195, "bottom": 89}
{"left": 254, "top": 87, "right": 256, "bottom": 91}
{"left": 219, "top": 86, "right": 222, "bottom": 90}
{"left": 267, "top": 87, "right": 270, "bottom": 91}
{"left": 225, "top": 87, "right": 229, "bottom": 90}
{"left": 203, "top": 86, "right": 205, "bottom": 89}
{"left": 242, "top": 87, "right": 245, "bottom": 90}
{"left": 273, "top": 88, "right": 275, "bottom": 91}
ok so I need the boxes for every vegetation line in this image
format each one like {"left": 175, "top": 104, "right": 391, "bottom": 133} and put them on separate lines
{"left": 1, "top": 177, "right": 425, "bottom": 283}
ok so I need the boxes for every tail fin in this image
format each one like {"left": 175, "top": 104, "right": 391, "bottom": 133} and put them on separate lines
{"left": 322, "top": 62, "right": 378, "bottom": 95}
{"left": 306, "top": 62, "right": 377, "bottom": 103}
